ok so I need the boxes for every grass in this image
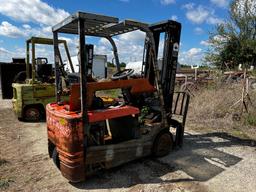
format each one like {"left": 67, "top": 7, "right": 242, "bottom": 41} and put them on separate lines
{"left": 248, "top": 69, "right": 256, "bottom": 77}
{"left": 244, "top": 113, "right": 256, "bottom": 126}
{"left": 0, "top": 179, "right": 14, "bottom": 189}
{"left": 0, "top": 159, "right": 12, "bottom": 189}
{"left": 231, "top": 129, "right": 250, "bottom": 139}
{"left": 186, "top": 80, "right": 256, "bottom": 140}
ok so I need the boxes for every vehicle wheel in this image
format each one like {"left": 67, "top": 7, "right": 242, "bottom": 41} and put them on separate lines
{"left": 152, "top": 130, "right": 174, "bottom": 157}
{"left": 24, "top": 106, "right": 41, "bottom": 122}
{"left": 52, "top": 147, "right": 60, "bottom": 169}
{"left": 18, "top": 117, "right": 23, "bottom": 121}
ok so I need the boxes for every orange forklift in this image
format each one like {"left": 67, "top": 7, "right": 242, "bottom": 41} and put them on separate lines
{"left": 46, "top": 12, "right": 189, "bottom": 182}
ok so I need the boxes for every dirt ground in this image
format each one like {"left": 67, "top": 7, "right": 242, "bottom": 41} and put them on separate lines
{"left": 0, "top": 98, "right": 256, "bottom": 192}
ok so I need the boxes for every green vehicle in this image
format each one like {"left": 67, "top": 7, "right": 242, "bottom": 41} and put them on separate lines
{"left": 12, "top": 37, "right": 74, "bottom": 121}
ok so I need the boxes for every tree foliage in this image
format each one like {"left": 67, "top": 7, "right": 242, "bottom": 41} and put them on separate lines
{"left": 107, "top": 62, "right": 115, "bottom": 67}
{"left": 205, "top": 0, "right": 256, "bottom": 70}
{"left": 107, "top": 61, "right": 126, "bottom": 68}
{"left": 120, "top": 62, "right": 126, "bottom": 68}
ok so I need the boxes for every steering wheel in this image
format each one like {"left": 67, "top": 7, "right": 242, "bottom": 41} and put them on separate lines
{"left": 111, "top": 69, "right": 134, "bottom": 80}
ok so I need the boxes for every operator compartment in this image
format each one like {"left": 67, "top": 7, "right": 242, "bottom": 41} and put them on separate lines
{"left": 47, "top": 78, "right": 156, "bottom": 149}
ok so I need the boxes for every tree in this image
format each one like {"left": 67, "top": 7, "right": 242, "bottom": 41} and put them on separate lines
{"left": 205, "top": 0, "right": 256, "bottom": 70}
{"left": 120, "top": 62, "right": 126, "bottom": 68}
{"left": 107, "top": 62, "right": 115, "bottom": 67}
{"left": 107, "top": 61, "right": 127, "bottom": 68}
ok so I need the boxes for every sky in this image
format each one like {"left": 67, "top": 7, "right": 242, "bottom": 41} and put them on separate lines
{"left": 0, "top": 0, "right": 231, "bottom": 65}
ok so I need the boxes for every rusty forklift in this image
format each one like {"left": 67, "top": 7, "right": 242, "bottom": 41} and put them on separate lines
{"left": 47, "top": 12, "right": 189, "bottom": 182}
{"left": 12, "top": 37, "right": 75, "bottom": 121}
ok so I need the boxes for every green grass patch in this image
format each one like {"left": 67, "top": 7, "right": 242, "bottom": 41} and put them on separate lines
{"left": 0, "top": 179, "right": 14, "bottom": 189}
{"left": 231, "top": 129, "right": 250, "bottom": 140}
{"left": 244, "top": 113, "right": 256, "bottom": 126}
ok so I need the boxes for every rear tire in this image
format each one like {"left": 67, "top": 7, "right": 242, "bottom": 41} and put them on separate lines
{"left": 152, "top": 130, "right": 174, "bottom": 157}
{"left": 23, "top": 105, "right": 42, "bottom": 122}
{"left": 52, "top": 147, "right": 60, "bottom": 169}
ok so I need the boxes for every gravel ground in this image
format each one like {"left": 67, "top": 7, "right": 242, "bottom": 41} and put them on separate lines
{"left": 0, "top": 98, "right": 255, "bottom": 192}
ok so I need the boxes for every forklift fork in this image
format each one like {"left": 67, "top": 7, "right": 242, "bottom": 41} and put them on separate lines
{"left": 170, "top": 91, "right": 190, "bottom": 147}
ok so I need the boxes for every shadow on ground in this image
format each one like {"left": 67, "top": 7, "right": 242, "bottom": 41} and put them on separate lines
{"left": 72, "top": 132, "right": 254, "bottom": 190}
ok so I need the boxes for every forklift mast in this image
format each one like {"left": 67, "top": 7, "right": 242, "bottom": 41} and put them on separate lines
{"left": 143, "top": 20, "right": 181, "bottom": 114}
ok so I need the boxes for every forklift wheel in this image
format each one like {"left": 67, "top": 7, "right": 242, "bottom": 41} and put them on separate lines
{"left": 24, "top": 106, "right": 41, "bottom": 122}
{"left": 152, "top": 130, "right": 174, "bottom": 157}
{"left": 52, "top": 148, "right": 60, "bottom": 169}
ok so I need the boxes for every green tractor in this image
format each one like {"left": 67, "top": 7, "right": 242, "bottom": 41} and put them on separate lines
{"left": 12, "top": 37, "right": 75, "bottom": 121}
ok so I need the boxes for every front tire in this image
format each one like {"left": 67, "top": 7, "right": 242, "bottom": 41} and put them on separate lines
{"left": 152, "top": 130, "right": 174, "bottom": 157}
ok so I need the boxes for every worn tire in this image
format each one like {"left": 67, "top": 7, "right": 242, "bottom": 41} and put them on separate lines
{"left": 52, "top": 147, "right": 60, "bottom": 169}
{"left": 152, "top": 130, "right": 174, "bottom": 157}
{"left": 23, "top": 106, "right": 42, "bottom": 122}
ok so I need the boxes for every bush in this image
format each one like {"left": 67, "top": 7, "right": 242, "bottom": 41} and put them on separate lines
{"left": 107, "top": 62, "right": 115, "bottom": 67}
